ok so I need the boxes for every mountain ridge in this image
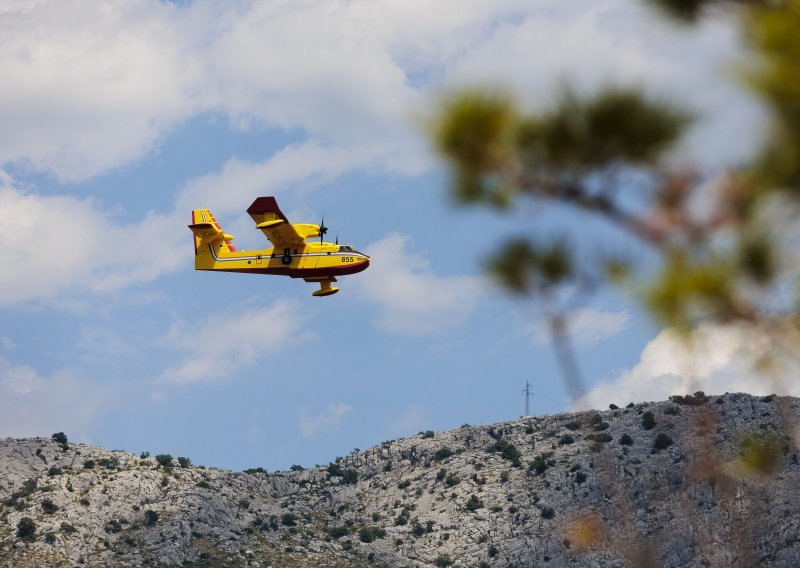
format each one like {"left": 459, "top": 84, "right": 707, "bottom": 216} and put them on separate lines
{"left": 1, "top": 392, "right": 799, "bottom": 567}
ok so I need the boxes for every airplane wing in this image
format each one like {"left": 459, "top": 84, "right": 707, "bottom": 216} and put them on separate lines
{"left": 247, "top": 197, "right": 306, "bottom": 249}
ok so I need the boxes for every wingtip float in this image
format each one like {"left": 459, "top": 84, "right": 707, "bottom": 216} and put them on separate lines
{"left": 189, "top": 197, "right": 370, "bottom": 297}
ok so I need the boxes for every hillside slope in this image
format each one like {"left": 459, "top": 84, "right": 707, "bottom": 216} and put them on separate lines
{"left": 1, "top": 393, "right": 799, "bottom": 567}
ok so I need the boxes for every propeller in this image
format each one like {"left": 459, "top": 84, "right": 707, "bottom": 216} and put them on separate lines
{"left": 335, "top": 233, "right": 339, "bottom": 245}
{"left": 319, "top": 215, "right": 328, "bottom": 244}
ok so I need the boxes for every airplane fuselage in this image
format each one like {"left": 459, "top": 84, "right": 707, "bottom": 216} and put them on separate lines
{"left": 195, "top": 240, "right": 370, "bottom": 279}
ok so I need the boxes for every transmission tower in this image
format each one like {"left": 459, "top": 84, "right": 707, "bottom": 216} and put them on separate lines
{"left": 522, "top": 380, "right": 533, "bottom": 416}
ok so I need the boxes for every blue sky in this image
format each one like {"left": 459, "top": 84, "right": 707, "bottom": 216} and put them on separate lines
{"left": 0, "top": 0, "right": 783, "bottom": 471}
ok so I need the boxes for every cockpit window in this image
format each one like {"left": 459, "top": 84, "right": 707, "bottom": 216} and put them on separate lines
{"left": 338, "top": 245, "right": 353, "bottom": 252}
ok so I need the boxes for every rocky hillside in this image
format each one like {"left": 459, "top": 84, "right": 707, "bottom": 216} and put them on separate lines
{"left": 1, "top": 392, "right": 799, "bottom": 567}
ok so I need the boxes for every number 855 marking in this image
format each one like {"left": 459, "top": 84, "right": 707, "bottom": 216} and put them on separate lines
{"left": 340, "top": 256, "right": 354, "bottom": 263}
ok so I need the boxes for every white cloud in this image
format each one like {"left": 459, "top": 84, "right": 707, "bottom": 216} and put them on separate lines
{"left": 0, "top": 180, "right": 185, "bottom": 305}
{"left": 175, "top": 141, "right": 411, "bottom": 219}
{"left": 0, "top": 356, "right": 117, "bottom": 439}
{"left": 299, "top": 403, "right": 353, "bottom": 438}
{"left": 160, "top": 300, "right": 310, "bottom": 384}
{"left": 527, "top": 308, "right": 630, "bottom": 346}
{"left": 354, "top": 234, "right": 484, "bottom": 335}
{"left": 577, "top": 323, "right": 800, "bottom": 410}
{"left": 444, "top": 0, "right": 765, "bottom": 167}
{"left": 0, "top": 0, "right": 763, "bottom": 180}
{"left": 0, "top": 0, "right": 205, "bottom": 181}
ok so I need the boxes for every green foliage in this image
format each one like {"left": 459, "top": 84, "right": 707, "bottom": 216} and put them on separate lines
{"left": 419, "top": 430, "right": 435, "bottom": 439}
{"left": 41, "top": 498, "right": 59, "bottom": 514}
{"left": 51, "top": 432, "right": 68, "bottom": 445}
{"left": 488, "top": 439, "right": 522, "bottom": 467}
{"left": 44, "top": 532, "right": 56, "bottom": 544}
{"left": 669, "top": 391, "right": 709, "bottom": 406}
{"left": 60, "top": 522, "right": 77, "bottom": 534}
{"left": 281, "top": 513, "right": 298, "bottom": 527}
{"left": 540, "top": 506, "right": 555, "bottom": 519}
{"left": 177, "top": 457, "right": 191, "bottom": 468}
{"left": 342, "top": 469, "right": 358, "bottom": 485}
{"left": 244, "top": 467, "right": 266, "bottom": 474}
{"left": 465, "top": 495, "right": 484, "bottom": 511}
{"left": 529, "top": 452, "right": 555, "bottom": 475}
{"left": 436, "top": 468, "right": 446, "bottom": 481}
{"left": 289, "top": 464, "right": 304, "bottom": 471}
{"left": 590, "top": 433, "right": 613, "bottom": 444}
{"left": 619, "top": 434, "right": 634, "bottom": 446}
{"left": 433, "top": 447, "right": 454, "bottom": 461}
{"left": 196, "top": 480, "right": 211, "bottom": 489}
{"left": 641, "top": 412, "right": 656, "bottom": 431}
{"left": 47, "top": 466, "right": 63, "bottom": 477}
{"left": 83, "top": 460, "right": 95, "bottom": 470}
{"left": 653, "top": 433, "right": 674, "bottom": 451}
{"left": 445, "top": 474, "right": 461, "bottom": 487}
{"left": 17, "top": 517, "right": 36, "bottom": 540}
{"left": 155, "top": 454, "right": 173, "bottom": 468}
{"left": 434, "top": 554, "right": 454, "bottom": 567}
{"left": 96, "top": 457, "right": 119, "bottom": 470}
{"left": 144, "top": 510, "right": 159, "bottom": 526}
{"left": 328, "top": 525, "right": 350, "bottom": 539}
{"left": 358, "top": 525, "right": 386, "bottom": 543}
{"left": 104, "top": 519, "right": 122, "bottom": 533}
{"left": 558, "top": 434, "right": 575, "bottom": 446}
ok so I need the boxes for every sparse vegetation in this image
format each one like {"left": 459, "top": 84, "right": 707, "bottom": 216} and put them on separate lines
{"left": 653, "top": 433, "right": 674, "bottom": 452}
{"left": 434, "top": 447, "right": 454, "bottom": 461}
{"left": 41, "top": 498, "right": 59, "bottom": 514}
{"left": 489, "top": 439, "right": 522, "bottom": 467}
{"left": 641, "top": 412, "right": 656, "bottom": 431}
{"left": 465, "top": 495, "right": 484, "bottom": 511}
{"left": 51, "top": 432, "right": 68, "bottom": 446}
{"left": 155, "top": 454, "right": 173, "bottom": 468}
{"left": 16, "top": 517, "right": 36, "bottom": 540}
{"left": 144, "top": 510, "right": 159, "bottom": 526}
{"left": 530, "top": 453, "right": 555, "bottom": 475}
{"left": 358, "top": 525, "right": 386, "bottom": 543}
{"left": 559, "top": 434, "right": 575, "bottom": 445}
{"left": 619, "top": 434, "right": 634, "bottom": 446}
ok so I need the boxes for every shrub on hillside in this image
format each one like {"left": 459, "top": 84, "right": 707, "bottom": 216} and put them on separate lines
{"left": 51, "top": 432, "right": 68, "bottom": 446}
{"left": 653, "top": 433, "right": 674, "bottom": 451}
{"left": 619, "top": 434, "right": 634, "bottom": 446}
{"left": 16, "top": 517, "right": 36, "bottom": 540}
{"left": 144, "top": 510, "right": 159, "bottom": 526}
{"left": 489, "top": 439, "right": 522, "bottom": 467}
{"left": 641, "top": 412, "right": 656, "bottom": 430}
{"left": 155, "top": 454, "right": 173, "bottom": 468}
{"left": 465, "top": 495, "right": 484, "bottom": 511}
{"left": 41, "top": 498, "right": 59, "bottom": 514}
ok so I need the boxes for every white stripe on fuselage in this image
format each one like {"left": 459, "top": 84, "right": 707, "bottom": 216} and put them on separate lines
{"left": 207, "top": 244, "right": 367, "bottom": 263}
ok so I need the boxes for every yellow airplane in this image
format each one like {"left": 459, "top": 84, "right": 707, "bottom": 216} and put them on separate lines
{"left": 189, "top": 197, "right": 369, "bottom": 296}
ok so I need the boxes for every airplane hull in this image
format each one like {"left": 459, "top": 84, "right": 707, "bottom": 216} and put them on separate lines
{"left": 195, "top": 243, "right": 369, "bottom": 279}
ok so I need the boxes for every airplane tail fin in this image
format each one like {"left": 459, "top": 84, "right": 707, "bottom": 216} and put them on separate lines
{"left": 189, "top": 208, "right": 237, "bottom": 269}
